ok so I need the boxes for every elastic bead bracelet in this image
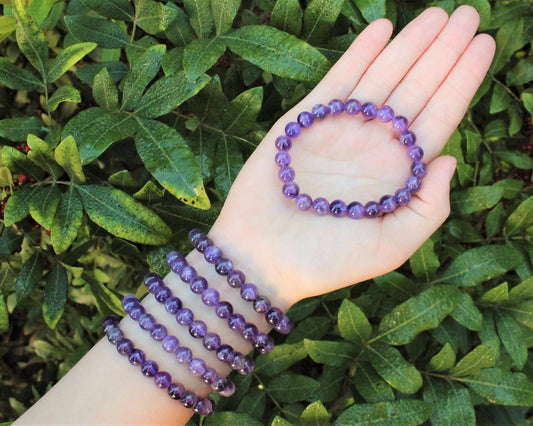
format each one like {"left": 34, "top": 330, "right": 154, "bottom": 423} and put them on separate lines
{"left": 122, "top": 296, "right": 236, "bottom": 395}
{"left": 102, "top": 316, "right": 215, "bottom": 416}
{"left": 276, "top": 99, "right": 427, "bottom": 218}
{"left": 165, "top": 252, "right": 275, "bottom": 356}
{"left": 143, "top": 274, "right": 257, "bottom": 375}
{"left": 187, "top": 229, "right": 293, "bottom": 335}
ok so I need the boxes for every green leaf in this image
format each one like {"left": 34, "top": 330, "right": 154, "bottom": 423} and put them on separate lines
{"left": 63, "top": 107, "right": 138, "bottom": 164}
{"left": 298, "top": 401, "right": 331, "bottom": 425}
{"left": 82, "top": 272, "right": 124, "bottom": 315}
{"left": 423, "top": 378, "right": 475, "bottom": 426}
{"left": 303, "top": 0, "right": 344, "bottom": 45}
{"left": 377, "top": 285, "right": 461, "bottom": 345}
{"left": 490, "top": 83, "right": 511, "bottom": 114}
{"left": 222, "top": 87, "right": 263, "bottom": 136}
{"left": 353, "top": 0, "right": 387, "bottom": 23}
{"left": 236, "top": 387, "right": 265, "bottom": 419}
{"left": 29, "top": 184, "right": 62, "bottom": 230}
{"left": 437, "top": 245, "right": 521, "bottom": 287}
{"left": 495, "top": 311, "right": 528, "bottom": 370}
{"left": 486, "top": 203, "right": 506, "bottom": 238}
{"left": 76, "top": 184, "right": 171, "bottom": 244}
{"left": 304, "top": 339, "right": 356, "bottom": 367}
{"left": 43, "top": 263, "right": 68, "bottom": 329}
{"left": 450, "top": 292, "right": 483, "bottom": 331}
{"left": 0, "top": 58, "right": 42, "bottom": 90}
{"left": 121, "top": 44, "right": 166, "bottom": 111}
{"left": 450, "top": 341, "right": 499, "bottom": 377}
{"left": 183, "top": 0, "right": 215, "bottom": 38}
{"left": 0, "top": 16, "right": 17, "bottom": 43}
{"left": 47, "top": 42, "right": 97, "bottom": 83}
{"left": 0, "top": 117, "right": 44, "bottom": 142}
{"left": 427, "top": 343, "right": 456, "bottom": 372}
{"left": 479, "top": 282, "right": 509, "bottom": 304}
{"left": 509, "top": 276, "right": 533, "bottom": 303}
{"left": 223, "top": 25, "right": 330, "bottom": 82}
{"left": 47, "top": 85, "right": 81, "bottom": 112}
{"left": 76, "top": 61, "right": 129, "bottom": 84}
{"left": 0, "top": 226, "right": 23, "bottom": 257}
{"left": 266, "top": 373, "right": 320, "bottom": 403}
{"left": 496, "top": 150, "right": 533, "bottom": 169}
{"left": 353, "top": 363, "right": 395, "bottom": 403}
{"left": 462, "top": 368, "right": 533, "bottom": 406}
{"left": 164, "top": 6, "right": 195, "bottom": 47}
{"left": 490, "top": 18, "right": 524, "bottom": 74}
{"left": 464, "top": 129, "right": 481, "bottom": 163}
{"left": 494, "top": 179, "right": 524, "bottom": 200}
{"left": 409, "top": 238, "right": 439, "bottom": 282}
{"left": 3, "top": 186, "right": 37, "bottom": 226}
{"left": 93, "top": 68, "right": 119, "bottom": 110}
{"left": 1, "top": 146, "right": 43, "bottom": 181}
{"left": 64, "top": 15, "right": 129, "bottom": 49}
{"left": 80, "top": 0, "right": 135, "bottom": 20}
{"left": 15, "top": 250, "right": 44, "bottom": 303}
{"left": 502, "top": 301, "right": 533, "bottom": 330}
{"left": 271, "top": 0, "right": 303, "bottom": 36}
{"left": 133, "top": 180, "right": 165, "bottom": 201}
{"left": 26, "top": 134, "right": 63, "bottom": 179}
{"left": 334, "top": 399, "right": 431, "bottom": 426}
{"left": 337, "top": 299, "right": 371, "bottom": 344}
{"left": 254, "top": 342, "right": 307, "bottom": 377}
{"left": 507, "top": 56, "right": 533, "bottom": 86}
{"left": 134, "top": 71, "right": 210, "bottom": 118}
{"left": 285, "top": 315, "right": 330, "bottom": 344}
{"left": 451, "top": 185, "right": 504, "bottom": 215}
{"left": 0, "top": 293, "right": 8, "bottom": 334}
{"left": 367, "top": 343, "right": 423, "bottom": 394}
{"left": 204, "top": 412, "right": 262, "bottom": 426}
{"left": 12, "top": 0, "right": 49, "bottom": 80}
{"left": 54, "top": 136, "right": 86, "bottom": 184}
{"left": 134, "top": 0, "right": 178, "bottom": 34}
{"left": 504, "top": 195, "right": 533, "bottom": 236}
{"left": 214, "top": 135, "right": 243, "bottom": 200}
{"left": 134, "top": 118, "right": 210, "bottom": 209}
{"left": 51, "top": 186, "right": 83, "bottom": 254}
{"left": 108, "top": 170, "right": 137, "bottom": 188}
{"left": 212, "top": 0, "right": 240, "bottom": 35}
{"left": 183, "top": 37, "right": 226, "bottom": 80}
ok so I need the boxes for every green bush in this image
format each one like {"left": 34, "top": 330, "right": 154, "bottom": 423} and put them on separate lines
{"left": 0, "top": 0, "right": 532, "bottom": 424}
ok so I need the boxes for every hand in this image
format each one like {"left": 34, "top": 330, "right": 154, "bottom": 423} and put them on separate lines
{"left": 210, "top": 6, "right": 495, "bottom": 306}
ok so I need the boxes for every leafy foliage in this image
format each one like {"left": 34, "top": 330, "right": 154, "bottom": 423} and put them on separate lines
{"left": 0, "top": 0, "right": 532, "bottom": 424}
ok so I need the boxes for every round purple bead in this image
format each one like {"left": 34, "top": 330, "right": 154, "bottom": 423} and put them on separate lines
{"left": 188, "top": 228, "right": 204, "bottom": 246}
{"left": 202, "top": 368, "right": 218, "bottom": 386}
{"left": 102, "top": 316, "right": 119, "bottom": 331}
{"left": 166, "top": 252, "right": 187, "bottom": 274}
{"left": 144, "top": 273, "right": 163, "bottom": 293}
{"left": 407, "top": 145, "right": 424, "bottom": 162}
{"left": 345, "top": 98, "right": 362, "bottom": 115}
{"left": 180, "top": 265, "right": 197, "bottom": 283}
{"left": 175, "top": 347, "right": 192, "bottom": 364}
{"left": 377, "top": 105, "right": 394, "bottom": 122}
{"left": 154, "top": 285, "right": 171, "bottom": 303}
{"left": 215, "top": 258, "right": 233, "bottom": 275}
{"left": 189, "top": 320, "right": 207, "bottom": 339}
{"left": 129, "top": 304, "right": 145, "bottom": 321}
{"left": 239, "top": 356, "right": 255, "bottom": 375}
{"left": 394, "top": 188, "right": 412, "bottom": 206}
{"left": 253, "top": 295, "right": 271, "bottom": 314}
{"left": 128, "top": 348, "right": 145, "bottom": 366}
{"left": 227, "top": 270, "right": 245, "bottom": 288}
{"left": 190, "top": 276, "right": 208, "bottom": 294}
{"left": 215, "top": 301, "right": 233, "bottom": 318}
{"left": 283, "top": 182, "right": 300, "bottom": 199}
{"left": 275, "top": 315, "right": 293, "bottom": 334}
{"left": 329, "top": 99, "right": 345, "bottom": 115}
{"left": 312, "top": 103, "right": 330, "bottom": 119}
{"left": 275, "top": 151, "right": 291, "bottom": 167}
{"left": 295, "top": 193, "right": 312, "bottom": 211}
{"left": 330, "top": 199, "right": 347, "bottom": 217}
{"left": 399, "top": 130, "right": 416, "bottom": 146}
{"left": 216, "top": 344, "right": 234, "bottom": 364}
{"left": 140, "top": 360, "right": 158, "bottom": 377}
{"left": 411, "top": 161, "right": 428, "bottom": 178}
{"left": 203, "top": 332, "right": 221, "bottom": 351}
{"left": 188, "top": 358, "right": 207, "bottom": 376}
{"left": 138, "top": 313, "right": 156, "bottom": 331}
{"left": 379, "top": 194, "right": 397, "bottom": 213}
{"left": 122, "top": 295, "right": 139, "bottom": 313}
{"left": 254, "top": 333, "right": 274, "bottom": 354}
{"left": 228, "top": 313, "right": 246, "bottom": 332}
{"left": 107, "top": 326, "right": 123, "bottom": 344}
{"left": 168, "top": 382, "right": 185, "bottom": 400}
{"left": 275, "top": 135, "right": 292, "bottom": 151}
{"left": 265, "top": 307, "right": 283, "bottom": 326}
{"left": 240, "top": 283, "right": 259, "bottom": 301}
{"left": 154, "top": 371, "right": 171, "bottom": 389}
{"left": 176, "top": 308, "right": 194, "bottom": 326}
{"left": 361, "top": 102, "right": 378, "bottom": 119}
{"left": 202, "top": 288, "right": 220, "bottom": 306}
{"left": 312, "top": 197, "right": 329, "bottom": 215}
{"left": 116, "top": 338, "right": 133, "bottom": 356}
{"left": 194, "top": 397, "right": 214, "bottom": 416}
{"left": 150, "top": 324, "right": 167, "bottom": 341}
{"left": 204, "top": 245, "right": 222, "bottom": 264}
{"left": 405, "top": 175, "right": 422, "bottom": 193}
{"left": 195, "top": 235, "right": 212, "bottom": 253}
{"left": 285, "top": 121, "right": 301, "bottom": 138}
{"left": 392, "top": 115, "right": 409, "bottom": 132}
{"left": 364, "top": 201, "right": 381, "bottom": 218}
{"left": 278, "top": 166, "right": 295, "bottom": 183}
{"left": 230, "top": 352, "right": 246, "bottom": 370}
{"left": 164, "top": 296, "right": 182, "bottom": 314}
{"left": 297, "top": 111, "right": 314, "bottom": 128}
{"left": 347, "top": 201, "right": 365, "bottom": 219}
{"left": 181, "top": 391, "right": 198, "bottom": 408}
{"left": 241, "top": 323, "right": 258, "bottom": 342}
{"left": 162, "top": 335, "right": 180, "bottom": 352}
{"left": 217, "top": 378, "right": 236, "bottom": 397}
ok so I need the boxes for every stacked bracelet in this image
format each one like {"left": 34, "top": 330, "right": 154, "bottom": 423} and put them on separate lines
{"left": 102, "top": 316, "right": 215, "bottom": 416}
{"left": 276, "top": 99, "right": 427, "bottom": 218}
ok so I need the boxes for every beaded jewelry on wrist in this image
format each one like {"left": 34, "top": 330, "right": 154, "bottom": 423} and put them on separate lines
{"left": 275, "top": 99, "right": 427, "bottom": 218}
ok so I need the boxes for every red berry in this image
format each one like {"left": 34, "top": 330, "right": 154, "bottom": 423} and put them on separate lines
{"left": 18, "top": 174, "right": 27, "bottom": 184}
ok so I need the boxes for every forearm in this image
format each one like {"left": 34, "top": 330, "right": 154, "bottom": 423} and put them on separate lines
{"left": 15, "top": 229, "right": 295, "bottom": 425}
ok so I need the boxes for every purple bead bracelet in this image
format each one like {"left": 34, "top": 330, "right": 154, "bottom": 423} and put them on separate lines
{"left": 276, "top": 99, "right": 427, "bottom": 218}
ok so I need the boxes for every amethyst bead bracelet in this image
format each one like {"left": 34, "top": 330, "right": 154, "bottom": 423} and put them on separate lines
{"left": 276, "top": 99, "right": 427, "bottom": 218}
{"left": 188, "top": 229, "right": 293, "bottom": 336}
{"left": 102, "top": 316, "right": 215, "bottom": 416}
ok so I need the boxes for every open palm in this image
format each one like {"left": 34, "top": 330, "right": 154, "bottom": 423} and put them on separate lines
{"left": 210, "top": 6, "right": 495, "bottom": 305}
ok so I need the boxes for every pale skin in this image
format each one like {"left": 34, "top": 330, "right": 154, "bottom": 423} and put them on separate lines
{"left": 16, "top": 6, "right": 495, "bottom": 425}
